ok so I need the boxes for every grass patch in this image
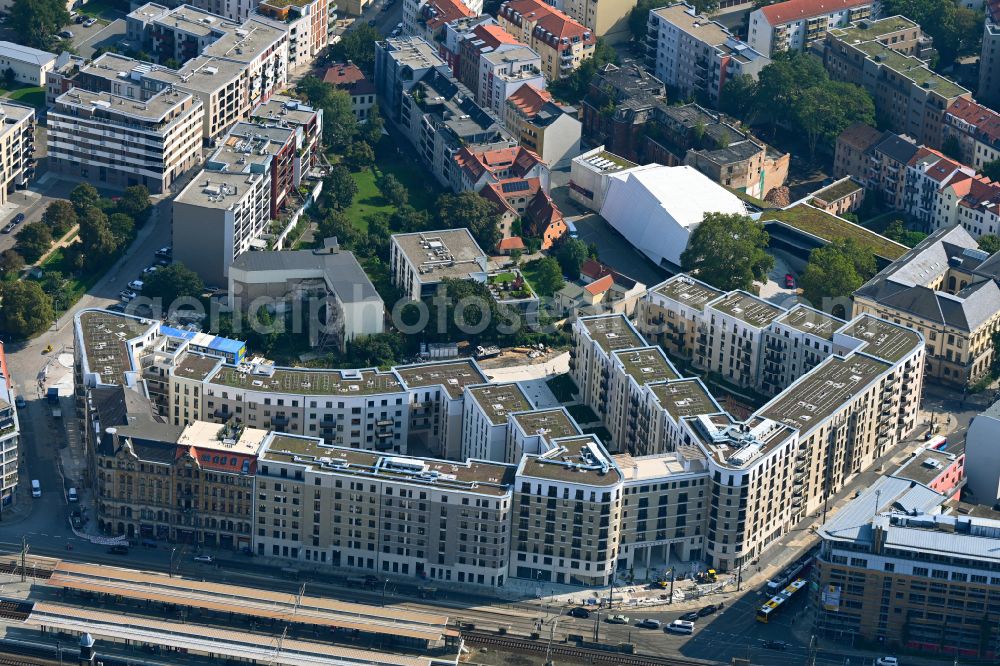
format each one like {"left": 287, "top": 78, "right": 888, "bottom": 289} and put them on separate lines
{"left": 6, "top": 87, "right": 46, "bottom": 110}
{"left": 519, "top": 259, "right": 562, "bottom": 297}
{"left": 567, "top": 403, "right": 598, "bottom": 425}
{"left": 342, "top": 168, "right": 383, "bottom": 232}
{"left": 546, "top": 374, "right": 577, "bottom": 403}
{"left": 764, "top": 203, "right": 907, "bottom": 261}
{"left": 36, "top": 245, "right": 104, "bottom": 313}
{"left": 77, "top": 0, "right": 125, "bottom": 19}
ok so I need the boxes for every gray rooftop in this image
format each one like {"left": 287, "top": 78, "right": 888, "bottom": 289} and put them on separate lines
{"left": 393, "top": 359, "right": 487, "bottom": 399}
{"left": 654, "top": 274, "right": 723, "bottom": 309}
{"left": 210, "top": 364, "right": 403, "bottom": 396}
{"left": 613, "top": 347, "right": 679, "bottom": 384}
{"left": 649, "top": 379, "right": 721, "bottom": 421}
{"left": 0, "top": 41, "right": 56, "bottom": 66}
{"left": 230, "top": 247, "right": 381, "bottom": 305}
{"left": 819, "top": 475, "right": 943, "bottom": 544}
{"left": 518, "top": 435, "right": 622, "bottom": 487}
{"left": 251, "top": 94, "right": 320, "bottom": 128}
{"left": 509, "top": 408, "right": 581, "bottom": 441}
{"left": 838, "top": 315, "right": 923, "bottom": 363}
{"left": 54, "top": 87, "right": 196, "bottom": 125}
{"left": 467, "top": 383, "right": 532, "bottom": 425}
{"left": 579, "top": 315, "right": 645, "bottom": 353}
{"left": 77, "top": 310, "right": 156, "bottom": 386}
{"left": 711, "top": 291, "right": 784, "bottom": 328}
{"left": 894, "top": 447, "right": 961, "bottom": 487}
{"left": 777, "top": 305, "right": 842, "bottom": 340}
{"left": 175, "top": 172, "right": 264, "bottom": 209}
{"left": 391, "top": 229, "right": 488, "bottom": 284}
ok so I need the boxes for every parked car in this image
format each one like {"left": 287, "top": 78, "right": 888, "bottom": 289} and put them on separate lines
{"left": 665, "top": 620, "right": 694, "bottom": 635}
{"left": 763, "top": 640, "right": 791, "bottom": 650}
{"left": 697, "top": 604, "right": 719, "bottom": 617}
{"left": 31, "top": 479, "right": 41, "bottom": 498}
{"left": 784, "top": 273, "right": 796, "bottom": 289}
{"left": 128, "top": 280, "right": 144, "bottom": 291}
{"left": 1, "top": 223, "right": 14, "bottom": 234}
{"left": 876, "top": 658, "right": 899, "bottom": 666}
{"left": 67, "top": 487, "right": 78, "bottom": 502}
{"left": 636, "top": 619, "right": 661, "bottom": 629}
{"left": 193, "top": 554, "right": 214, "bottom": 563}
{"left": 679, "top": 612, "right": 699, "bottom": 622}
{"left": 12, "top": 213, "right": 24, "bottom": 224}
{"left": 155, "top": 246, "right": 172, "bottom": 258}
{"left": 57, "top": 30, "right": 74, "bottom": 39}
{"left": 119, "top": 290, "right": 136, "bottom": 301}
{"left": 605, "top": 614, "right": 629, "bottom": 624}
{"left": 567, "top": 607, "right": 590, "bottom": 619}
{"left": 107, "top": 545, "right": 129, "bottom": 555}
{"left": 83, "top": 17, "right": 97, "bottom": 27}
{"left": 142, "top": 266, "right": 158, "bottom": 275}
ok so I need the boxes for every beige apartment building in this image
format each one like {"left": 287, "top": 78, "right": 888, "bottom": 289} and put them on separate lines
{"left": 853, "top": 225, "right": 1000, "bottom": 387}
{"left": 0, "top": 102, "right": 34, "bottom": 208}
{"left": 498, "top": 0, "right": 595, "bottom": 81}
{"left": 559, "top": 0, "right": 633, "bottom": 43}
{"left": 47, "top": 88, "right": 203, "bottom": 194}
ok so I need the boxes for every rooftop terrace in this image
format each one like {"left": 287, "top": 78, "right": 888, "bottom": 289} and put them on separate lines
{"left": 174, "top": 353, "right": 222, "bottom": 381}
{"left": 510, "top": 408, "right": 581, "bottom": 441}
{"left": 654, "top": 275, "right": 723, "bottom": 309}
{"left": 613, "top": 347, "right": 679, "bottom": 384}
{"left": 712, "top": 291, "right": 784, "bottom": 328}
{"left": 77, "top": 310, "right": 154, "bottom": 386}
{"left": 579, "top": 315, "right": 644, "bottom": 353}
{"left": 649, "top": 379, "right": 721, "bottom": 421}
{"left": 856, "top": 40, "right": 969, "bottom": 100}
{"left": 758, "top": 353, "right": 890, "bottom": 432}
{"left": 261, "top": 435, "right": 515, "bottom": 496}
{"left": 829, "top": 15, "right": 918, "bottom": 44}
{"left": 839, "top": 315, "right": 922, "bottom": 363}
{"left": 393, "top": 359, "right": 487, "bottom": 399}
{"left": 210, "top": 365, "right": 403, "bottom": 396}
{"left": 519, "top": 435, "right": 622, "bottom": 487}
{"left": 467, "top": 383, "right": 532, "bottom": 425}
{"left": 778, "top": 305, "right": 842, "bottom": 340}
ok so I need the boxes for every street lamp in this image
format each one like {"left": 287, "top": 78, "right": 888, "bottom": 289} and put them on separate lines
{"left": 169, "top": 547, "right": 177, "bottom": 578}
{"left": 381, "top": 578, "right": 389, "bottom": 607}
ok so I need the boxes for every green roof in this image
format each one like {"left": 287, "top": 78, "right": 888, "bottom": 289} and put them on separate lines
{"left": 811, "top": 178, "right": 863, "bottom": 204}
{"left": 765, "top": 204, "right": 907, "bottom": 260}
{"left": 857, "top": 41, "right": 968, "bottom": 100}
{"left": 830, "top": 15, "right": 917, "bottom": 44}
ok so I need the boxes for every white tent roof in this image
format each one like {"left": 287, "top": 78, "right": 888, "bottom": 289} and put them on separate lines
{"left": 600, "top": 165, "right": 747, "bottom": 268}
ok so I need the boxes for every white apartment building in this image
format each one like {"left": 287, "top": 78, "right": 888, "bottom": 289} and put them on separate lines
{"left": 505, "top": 407, "right": 581, "bottom": 464}
{"left": 476, "top": 45, "right": 546, "bottom": 119}
{"left": 646, "top": 3, "right": 768, "bottom": 107}
{"left": 390, "top": 229, "right": 489, "bottom": 301}
{"left": 171, "top": 171, "right": 271, "bottom": 286}
{"left": 256, "top": 0, "right": 335, "bottom": 73}
{"left": 0, "top": 102, "right": 34, "bottom": 209}
{"left": 47, "top": 88, "right": 203, "bottom": 194}
{"left": 748, "top": 0, "right": 874, "bottom": 56}
{"left": 462, "top": 383, "right": 533, "bottom": 461}
{"left": 0, "top": 343, "right": 20, "bottom": 511}
{"left": 0, "top": 41, "right": 56, "bottom": 86}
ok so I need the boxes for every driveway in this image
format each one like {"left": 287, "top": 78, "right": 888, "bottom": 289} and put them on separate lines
{"left": 72, "top": 18, "right": 126, "bottom": 59}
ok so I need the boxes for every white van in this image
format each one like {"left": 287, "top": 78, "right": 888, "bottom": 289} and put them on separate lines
{"left": 68, "top": 487, "right": 78, "bottom": 502}
{"left": 666, "top": 620, "right": 694, "bottom": 635}
{"left": 30, "top": 479, "right": 41, "bottom": 498}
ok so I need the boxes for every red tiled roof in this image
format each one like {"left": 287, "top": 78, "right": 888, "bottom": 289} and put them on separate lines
{"left": 423, "top": 0, "right": 475, "bottom": 31}
{"left": 472, "top": 23, "right": 519, "bottom": 50}
{"left": 323, "top": 62, "right": 365, "bottom": 86}
{"left": 524, "top": 189, "right": 562, "bottom": 231}
{"left": 946, "top": 98, "right": 1000, "bottom": 144}
{"left": 507, "top": 83, "right": 552, "bottom": 117}
{"left": 456, "top": 145, "right": 544, "bottom": 182}
{"left": 760, "top": 0, "right": 871, "bottom": 25}
{"left": 584, "top": 274, "right": 614, "bottom": 296}
{"left": 580, "top": 258, "right": 610, "bottom": 281}
{"left": 501, "top": 0, "right": 594, "bottom": 44}
{"left": 498, "top": 236, "right": 526, "bottom": 250}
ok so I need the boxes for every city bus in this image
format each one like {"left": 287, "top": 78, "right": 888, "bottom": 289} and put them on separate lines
{"left": 756, "top": 578, "right": 807, "bottom": 623}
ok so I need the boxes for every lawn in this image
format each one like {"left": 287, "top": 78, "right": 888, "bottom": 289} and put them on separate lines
{"left": 764, "top": 203, "right": 908, "bottom": 261}
{"left": 342, "top": 168, "right": 383, "bottom": 232}
{"left": 77, "top": 0, "right": 126, "bottom": 19}
{"left": 520, "top": 259, "right": 561, "bottom": 297}
{"left": 6, "top": 87, "right": 46, "bottom": 110}
{"left": 37, "top": 245, "right": 104, "bottom": 313}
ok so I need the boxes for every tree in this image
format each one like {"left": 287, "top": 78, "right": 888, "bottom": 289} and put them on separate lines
{"left": 108, "top": 212, "right": 135, "bottom": 245}
{"left": 719, "top": 74, "right": 759, "bottom": 123}
{"left": 628, "top": 0, "right": 661, "bottom": 42}
{"left": 15, "top": 222, "right": 53, "bottom": 263}
{"left": 70, "top": 183, "right": 101, "bottom": 215}
{"left": 794, "top": 81, "right": 874, "bottom": 159}
{"left": 978, "top": 234, "right": 1000, "bottom": 254}
{"left": 117, "top": 185, "right": 151, "bottom": 223}
{"left": 377, "top": 173, "right": 408, "bottom": 208}
{"left": 325, "top": 165, "right": 358, "bottom": 210}
{"left": 78, "top": 207, "right": 119, "bottom": 269}
{"left": 548, "top": 39, "right": 616, "bottom": 105}
{"left": 0, "top": 249, "right": 24, "bottom": 274}
{"left": 982, "top": 160, "right": 1000, "bottom": 183}
{"left": 296, "top": 77, "right": 358, "bottom": 148}
{"left": 883, "top": 219, "right": 927, "bottom": 248}
{"left": 141, "top": 262, "right": 205, "bottom": 306}
{"left": 755, "top": 51, "right": 828, "bottom": 132}
{"left": 555, "top": 237, "right": 589, "bottom": 280}
{"left": 9, "top": 0, "right": 69, "bottom": 48}
{"left": 942, "top": 135, "right": 964, "bottom": 161}
{"left": 344, "top": 141, "right": 375, "bottom": 171}
{"left": 680, "top": 213, "right": 773, "bottom": 292}
{"left": 317, "top": 209, "right": 358, "bottom": 247}
{"left": 330, "top": 24, "right": 380, "bottom": 75}
{"left": 800, "top": 243, "right": 864, "bottom": 307}
{"left": 2, "top": 67, "right": 15, "bottom": 89}
{"left": 346, "top": 332, "right": 406, "bottom": 368}
{"left": 883, "top": 0, "right": 981, "bottom": 67}
{"left": 41, "top": 200, "right": 77, "bottom": 238}
{"left": 0, "top": 281, "right": 54, "bottom": 338}
{"left": 437, "top": 192, "right": 502, "bottom": 251}
{"left": 531, "top": 257, "right": 565, "bottom": 296}
{"left": 362, "top": 103, "right": 384, "bottom": 146}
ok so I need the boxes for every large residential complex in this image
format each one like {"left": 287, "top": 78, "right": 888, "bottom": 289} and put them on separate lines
{"left": 0, "top": 101, "right": 35, "bottom": 208}
{"left": 748, "top": 0, "right": 874, "bottom": 56}
{"left": 814, "top": 475, "right": 1000, "bottom": 658}
{"left": 853, "top": 226, "right": 1000, "bottom": 388}
{"left": 823, "top": 17, "right": 971, "bottom": 149}
{"left": 255, "top": 0, "right": 336, "bottom": 73}
{"left": 0, "top": 343, "right": 20, "bottom": 513}
{"left": 941, "top": 98, "right": 1000, "bottom": 171}
{"left": 646, "top": 3, "right": 768, "bottom": 107}
{"left": 497, "top": 0, "right": 596, "bottom": 81}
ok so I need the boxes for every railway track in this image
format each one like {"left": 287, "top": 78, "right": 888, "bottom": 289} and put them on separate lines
{"left": 462, "top": 630, "right": 709, "bottom": 666}
{"left": 0, "top": 562, "right": 53, "bottom": 580}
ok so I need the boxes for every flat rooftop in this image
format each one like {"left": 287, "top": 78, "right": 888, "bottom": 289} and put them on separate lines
{"left": 712, "top": 291, "right": 784, "bottom": 328}
{"left": 261, "top": 435, "right": 515, "bottom": 496}
{"left": 613, "top": 347, "right": 679, "bottom": 384}
{"left": 176, "top": 421, "right": 268, "bottom": 456}
{"left": 467, "top": 383, "right": 532, "bottom": 425}
{"left": 392, "top": 230, "right": 487, "bottom": 284}
{"left": 251, "top": 94, "right": 319, "bottom": 127}
{"left": 394, "top": 359, "right": 487, "bottom": 399}
{"left": 829, "top": 15, "right": 918, "bottom": 43}
{"left": 210, "top": 364, "right": 403, "bottom": 396}
{"left": 686, "top": 413, "right": 798, "bottom": 469}
{"left": 856, "top": 40, "right": 969, "bottom": 100}
{"left": 175, "top": 172, "right": 263, "bottom": 209}
{"left": 839, "top": 315, "right": 922, "bottom": 363}
{"left": 895, "top": 447, "right": 961, "bottom": 486}
{"left": 764, "top": 204, "right": 908, "bottom": 261}
{"left": 77, "top": 310, "right": 155, "bottom": 386}
{"left": 758, "top": 353, "right": 891, "bottom": 432}
{"left": 614, "top": 450, "right": 707, "bottom": 482}
{"left": 173, "top": 352, "right": 221, "bottom": 381}
{"left": 654, "top": 275, "right": 723, "bottom": 309}
{"left": 55, "top": 87, "right": 193, "bottom": 123}
{"left": 510, "top": 408, "right": 581, "bottom": 441}
{"left": 577, "top": 149, "right": 637, "bottom": 175}
{"left": 579, "top": 315, "right": 644, "bottom": 353}
{"left": 651, "top": 4, "right": 729, "bottom": 45}
{"left": 649, "top": 379, "right": 721, "bottom": 421}
{"left": 519, "top": 435, "right": 622, "bottom": 487}
{"left": 778, "top": 305, "right": 842, "bottom": 340}
{"left": 383, "top": 36, "right": 445, "bottom": 69}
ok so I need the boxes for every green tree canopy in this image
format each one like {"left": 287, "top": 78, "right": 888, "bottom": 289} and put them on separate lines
{"left": 317, "top": 209, "right": 357, "bottom": 247}
{"left": 719, "top": 74, "right": 759, "bottom": 123}
{"left": 548, "top": 39, "right": 616, "bottom": 105}
{"left": 362, "top": 103, "right": 385, "bottom": 146}
{"left": 680, "top": 212, "right": 774, "bottom": 292}
{"left": 794, "top": 81, "right": 875, "bottom": 159}
{"left": 883, "top": 0, "right": 982, "bottom": 66}
{"left": 437, "top": 192, "right": 502, "bottom": 251}
{"left": 0, "top": 280, "right": 55, "bottom": 338}
{"left": 330, "top": 25, "right": 380, "bottom": 75}
{"left": 325, "top": 165, "right": 358, "bottom": 210}
{"left": 377, "top": 173, "right": 408, "bottom": 208}
{"left": 9, "top": 0, "right": 69, "bottom": 48}
{"left": 15, "top": 221, "right": 53, "bottom": 263}
{"left": 70, "top": 183, "right": 101, "bottom": 216}
{"left": 981, "top": 160, "right": 1000, "bottom": 183}
{"left": 345, "top": 332, "right": 407, "bottom": 368}
{"left": 0, "top": 249, "right": 24, "bottom": 274}
{"left": 141, "top": 262, "right": 205, "bottom": 306}
{"left": 978, "top": 234, "right": 1000, "bottom": 254}
{"left": 108, "top": 212, "right": 136, "bottom": 245}
{"left": 800, "top": 243, "right": 864, "bottom": 308}
{"left": 755, "top": 51, "right": 828, "bottom": 129}
{"left": 531, "top": 257, "right": 565, "bottom": 296}
{"left": 118, "top": 185, "right": 152, "bottom": 223}
{"left": 297, "top": 76, "right": 358, "bottom": 148}
{"left": 345, "top": 140, "right": 375, "bottom": 171}
{"left": 555, "top": 237, "right": 589, "bottom": 280}
{"left": 41, "top": 200, "right": 77, "bottom": 238}
{"left": 78, "top": 207, "right": 119, "bottom": 269}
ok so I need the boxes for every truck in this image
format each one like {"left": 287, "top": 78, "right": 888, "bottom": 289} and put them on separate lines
{"left": 46, "top": 387, "right": 59, "bottom": 404}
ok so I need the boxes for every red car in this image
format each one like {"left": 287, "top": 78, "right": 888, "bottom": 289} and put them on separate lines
{"left": 784, "top": 273, "right": 796, "bottom": 289}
